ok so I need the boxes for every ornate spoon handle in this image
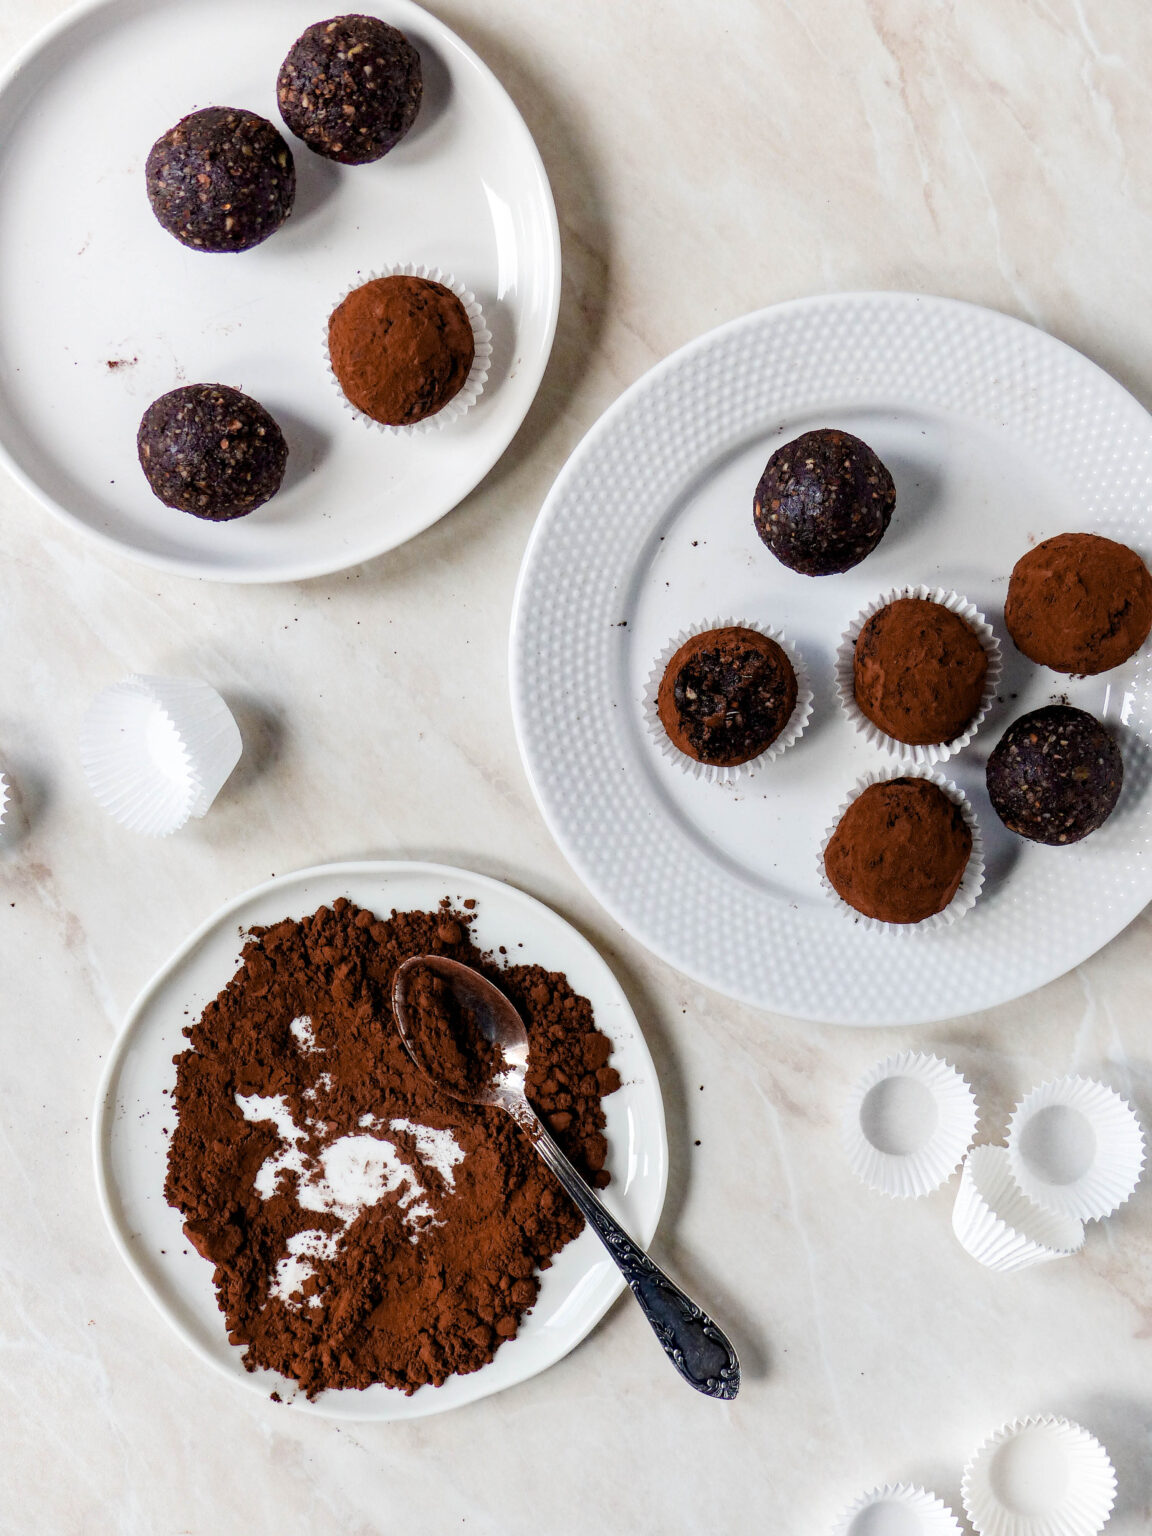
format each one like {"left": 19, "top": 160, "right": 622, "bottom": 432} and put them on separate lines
{"left": 511, "top": 1101, "right": 740, "bottom": 1399}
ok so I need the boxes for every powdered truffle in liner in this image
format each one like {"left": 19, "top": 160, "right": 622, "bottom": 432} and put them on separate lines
{"left": 328, "top": 275, "right": 476, "bottom": 426}
{"left": 656, "top": 625, "right": 798, "bottom": 766}
{"left": 824, "top": 778, "right": 972, "bottom": 924}
{"left": 854, "top": 597, "right": 989, "bottom": 746}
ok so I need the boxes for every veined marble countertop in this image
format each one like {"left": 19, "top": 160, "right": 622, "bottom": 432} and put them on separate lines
{"left": 3, "top": 0, "right": 1152, "bottom": 1530}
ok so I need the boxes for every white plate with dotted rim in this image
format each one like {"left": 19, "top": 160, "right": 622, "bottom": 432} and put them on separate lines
{"left": 93, "top": 861, "right": 667, "bottom": 1419}
{"left": 0, "top": 0, "right": 559, "bottom": 582}
{"left": 510, "top": 292, "right": 1152, "bottom": 1025}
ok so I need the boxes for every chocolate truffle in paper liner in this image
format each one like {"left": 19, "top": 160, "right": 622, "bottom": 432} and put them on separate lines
{"left": 656, "top": 625, "right": 797, "bottom": 766}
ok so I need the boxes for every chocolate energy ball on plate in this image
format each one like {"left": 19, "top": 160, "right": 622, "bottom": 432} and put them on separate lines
{"left": 1004, "top": 532, "right": 1152, "bottom": 675}
{"left": 854, "top": 597, "right": 989, "bottom": 746}
{"left": 145, "top": 108, "right": 295, "bottom": 253}
{"left": 986, "top": 704, "right": 1123, "bottom": 845}
{"left": 753, "top": 428, "right": 896, "bottom": 576}
{"left": 277, "top": 15, "right": 422, "bottom": 164}
{"left": 328, "top": 274, "right": 475, "bottom": 426}
{"left": 824, "top": 778, "right": 973, "bottom": 924}
{"left": 656, "top": 626, "right": 798, "bottom": 767}
{"left": 137, "top": 385, "right": 288, "bottom": 520}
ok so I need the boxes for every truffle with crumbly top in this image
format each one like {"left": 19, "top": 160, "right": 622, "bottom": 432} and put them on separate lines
{"left": 277, "top": 15, "right": 422, "bottom": 164}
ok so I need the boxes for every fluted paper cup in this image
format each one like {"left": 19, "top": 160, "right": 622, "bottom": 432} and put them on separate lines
{"left": 1006, "top": 1077, "right": 1144, "bottom": 1223}
{"left": 962, "top": 1416, "right": 1116, "bottom": 1536}
{"left": 835, "top": 586, "right": 1002, "bottom": 766}
{"left": 952, "top": 1146, "right": 1084, "bottom": 1272}
{"left": 833, "top": 1483, "right": 964, "bottom": 1535}
{"left": 80, "top": 676, "right": 242, "bottom": 837}
{"left": 818, "top": 766, "right": 985, "bottom": 933}
{"left": 0, "top": 772, "right": 8, "bottom": 829}
{"left": 843, "top": 1051, "right": 979, "bottom": 1199}
{"left": 643, "top": 617, "right": 813, "bottom": 784}
{"left": 324, "top": 263, "right": 491, "bottom": 435}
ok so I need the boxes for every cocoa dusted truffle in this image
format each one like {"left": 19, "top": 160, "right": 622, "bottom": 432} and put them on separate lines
{"left": 824, "top": 778, "right": 973, "bottom": 924}
{"left": 137, "top": 384, "right": 288, "bottom": 520}
{"left": 854, "top": 598, "right": 989, "bottom": 746}
{"left": 753, "top": 429, "right": 896, "bottom": 576}
{"left": 986, "top": 705, "right": 1123, "bottom": 845}
{"left": 1004, "top": 532, "right": 1152, "bottom": 676}
{"left": 656, "top": 626, "right": 798, "bottom": 766}
{"left": 277, "top": 15, "right": 422, "bottom": 164}
{"left": 327, "top": 275, "right": 475, "bottom": 426}
{"left": 145, "top": 108, "right": 295, "bottom": 253}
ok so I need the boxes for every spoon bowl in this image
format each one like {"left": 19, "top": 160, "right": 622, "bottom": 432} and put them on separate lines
{"left": 391, "top": 953, "right": 740, "bottom": 1399}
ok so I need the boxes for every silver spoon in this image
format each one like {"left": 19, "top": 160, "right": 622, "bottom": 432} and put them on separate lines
{"left": 392, "top": 954, "right": 740, "bottom": 1400}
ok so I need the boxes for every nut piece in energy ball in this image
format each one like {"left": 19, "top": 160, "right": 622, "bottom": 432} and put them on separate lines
{"left": 145, "top": 107, "right": 295, "bottom": 253}
{"left": 986, "top": 704, "right": 1123, "bottom": 845}
{"left": 328, "top": 275, "right": 475, "bottom": 426}
{"left": 137, "top": 385, "right": 288, "bottom": 521}
{"left": 656, "top": 626, "right": 798, "bottom": 766}
{"left": 824, "top": 778, "right": 972, "bottom": 924}
{"left": 1004, "top": 531, "right": 1152, "bottom": 676}
{"left": 277, "top": 15, "right": 422, "bottom": 164}
{"left": 753, "top": 428, "right": 896, "bottom": 576}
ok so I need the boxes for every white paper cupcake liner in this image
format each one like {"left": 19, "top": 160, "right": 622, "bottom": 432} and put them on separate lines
{"left": 818, "top": 766, "right": 985, "bottom": 933}
{"left": 962, "top": 1416, "right": 1116, "bottom": 1536}
{"left": 642, "top": 617, "right": 813, "bottom": 784}
{"left": 952, "top": 1146, "right": 1085, "bottom": 1271}
{"left": 843, "top": 1051, "right": 979, "bottom": 1199}
{"left": 833, "top": 1484, "right": 964, "bottom": 1536}
{"left": 0, "top": 772, "right": 8, "bottom": 829}
{"left": 1006, "top": 1077, "right": 1144, "bottom": 1223}
{"left": 835, "top": 586, "right": 1002, "bottom": 766}
{"left": 324, "top": 263, "right": 492, "bottom": 435}
{"left": 80, "top": 676, "right": 242, "bottom": 837}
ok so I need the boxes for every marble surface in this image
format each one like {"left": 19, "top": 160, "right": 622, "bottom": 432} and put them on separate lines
{"left": 3, "top": 0, "right": 1152, "bottom": 1529}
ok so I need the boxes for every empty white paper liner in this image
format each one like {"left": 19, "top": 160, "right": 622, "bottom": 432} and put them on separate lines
{"left": 0, "top": 772, "right": 8, "bottom": 829}
{"left": 324, "top": 263, "right": 491, "bottom": 435}
{"left": 835, "top": 585, "right": 1002, "bottom": 766}
{"left": 643, "top": 617, "right": 813, "bottom": 784}
{"left": 952, "top": 1146, "right": 1085, "bottom": 1272}
{"left": 80, "top": 676, "right": 242, "bottom": 837}
{"left": 843, "top": 1051, "right": 979, "bottom": 1199}
{"left": 1006, "top": 1076, "right": 1144, "bottom": 1223}
{"left": 833, "top": 1482, "right": 964, "bottom": 1535}
{"left": 818, "top": 766, "right": 985, "bottom": 934}
{"left": 962, "top": 1416, "right": 1116, "bottom": 1536}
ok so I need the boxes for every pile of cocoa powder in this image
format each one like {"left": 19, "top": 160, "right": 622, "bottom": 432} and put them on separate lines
{"left": 165, "top": 898, "right": 620, "bottom": 1398}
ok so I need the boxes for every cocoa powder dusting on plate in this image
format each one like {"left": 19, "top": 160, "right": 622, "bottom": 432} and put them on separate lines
{"left": 164, "top": 898, "right": 620, "bottom": 1398}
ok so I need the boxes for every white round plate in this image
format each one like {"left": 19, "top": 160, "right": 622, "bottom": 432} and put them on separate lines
{"left": 0, "top": 0, "right": 559, "bottom": 582}
{"left": 93, "top": 861, "right": 667, "bottom": 1419}
{"left": 510, "top": 292, "right": 1152, "bottom": 1025}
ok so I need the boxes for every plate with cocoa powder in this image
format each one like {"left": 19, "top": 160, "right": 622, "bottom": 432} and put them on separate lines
{"left": 94, "top": 862, "right": 666, "bottom": 1417}
{"left": 512, "top": 292, "right": 1152, "bottom": 1024}
{"left": 0, "top": 0, "right": 559, "bottom": 580}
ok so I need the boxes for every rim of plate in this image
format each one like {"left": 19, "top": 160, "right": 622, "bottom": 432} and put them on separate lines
{"left": 93, "top": 860, "right": 668, "bottom": 1419}
{"left": 0, "top": 0, "right": 560, "bottom": 583}
{"left": 509, "top": 290, "right": 1152, "bottom": 1026}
